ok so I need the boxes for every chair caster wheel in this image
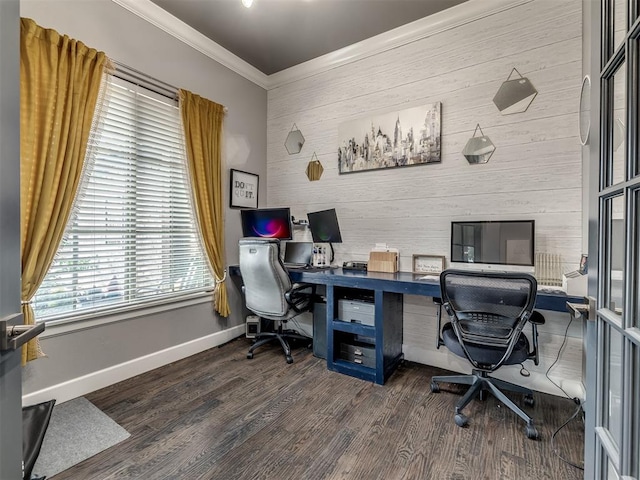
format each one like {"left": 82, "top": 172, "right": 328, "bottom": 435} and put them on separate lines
{"left": 247, "top": 353, "right": 254, "bottom": 359}
{"left": 525, "top": 424, "right": 539, "bottom": 440}
{"left": 430, "top": 381, "right": 440, "bottom": 393}
{"left": 479, "top": 390, "right": 487, "bottom": 401}
{"left": 286, "top": 355, "right": 294, "bottom": 364}
{"left": 454, "top": 413, "right": 468, "bottom": 427}
{"left": 524, "top": 395, "right": 535, "bottom": 407}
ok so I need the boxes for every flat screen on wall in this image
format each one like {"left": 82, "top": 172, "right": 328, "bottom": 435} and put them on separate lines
{"left": 451, "top": 220, "right": 535, "bottom": 267}
{"left": 241, "top": 208, "right": 292, "bottom": 240}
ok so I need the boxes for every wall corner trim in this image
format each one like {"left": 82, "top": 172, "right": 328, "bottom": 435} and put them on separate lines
{"left": 112, "top": 0, "right": 532, "bottom": 91}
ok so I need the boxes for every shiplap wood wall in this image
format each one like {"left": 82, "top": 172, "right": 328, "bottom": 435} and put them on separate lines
{"left": 266, "top": 0, "right": 584, "bottom": 397}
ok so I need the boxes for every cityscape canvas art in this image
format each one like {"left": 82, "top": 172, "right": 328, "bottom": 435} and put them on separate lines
{"left": 338, "top": 102, "right": 441, "bottom": 174}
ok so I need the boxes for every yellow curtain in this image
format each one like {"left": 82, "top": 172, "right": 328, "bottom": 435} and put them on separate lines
{"left": 20, "top": 18, "right": 111, "bottom": 363}
{"left": 179, "top": 89, "right": 230, "bottom": 317}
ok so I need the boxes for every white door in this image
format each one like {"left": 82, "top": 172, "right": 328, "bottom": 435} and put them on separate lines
{"left": 585, "top": 0, "right": 640, "bottom": 478}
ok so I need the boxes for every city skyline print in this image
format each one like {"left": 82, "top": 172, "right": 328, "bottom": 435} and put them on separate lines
{"left": 338, "top": 102, "right": 441, "bottom": 174}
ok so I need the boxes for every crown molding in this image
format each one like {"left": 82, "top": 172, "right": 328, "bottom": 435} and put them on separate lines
{"left": 112, "top": 0, "right": 532, "bottom": 91}
{"left": 111, "top": 0, "right": 269, "bottom": 89}
{"left": 269, "top": 0, "right": 533, "bottom": 89}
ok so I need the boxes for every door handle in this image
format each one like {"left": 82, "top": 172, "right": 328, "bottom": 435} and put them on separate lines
{"left": 566, "top": 301, "right": 589, "bottom": 318}
{"left": 566, "top": 296, "right": 596, "bottom": 321}
{"left": 0, "top": 313, "right": 45, "bottom": 351}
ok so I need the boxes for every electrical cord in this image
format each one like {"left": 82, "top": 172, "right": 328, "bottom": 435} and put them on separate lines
{"left": 550, "top": 400, "right": 584, "bottom": 471}
{"left": 518, "top": 363, "right": 530, "bottom": 376}
{"left": 544, "top": 314, "right": 584, "bottom": 470}
{"left": 545, "top": 315, "right": 574, "bottom": 400}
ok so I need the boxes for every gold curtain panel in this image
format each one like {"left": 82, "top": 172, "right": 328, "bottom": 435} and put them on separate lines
{"left": 179, "top": 89, "right": 230, "bottom": 317}
{"left": 19, "top": 17, "right": 111, "bottom": 363}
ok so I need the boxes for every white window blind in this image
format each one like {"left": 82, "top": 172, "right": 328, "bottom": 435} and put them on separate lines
{"left": 33, "top": 76, "right": 213, "bottom": 321}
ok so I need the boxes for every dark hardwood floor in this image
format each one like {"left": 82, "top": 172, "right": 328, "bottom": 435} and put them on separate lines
{"left": 52, "top": 338, "right": 585, "bottom": 479}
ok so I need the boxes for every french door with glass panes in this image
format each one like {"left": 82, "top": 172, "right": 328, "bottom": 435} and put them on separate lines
{"left": 586, "top": 0, "right": 640, "bottom": 478}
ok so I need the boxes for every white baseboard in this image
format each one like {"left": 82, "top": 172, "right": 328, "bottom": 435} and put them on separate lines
{"left": 22, "top": 325, "right": 245, "bottom": 406}
{"left": 403, "top": 344, "right": 584, "bottom": 401}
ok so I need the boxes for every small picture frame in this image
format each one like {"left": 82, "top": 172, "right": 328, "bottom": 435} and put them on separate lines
{"left": 579, "top": 254, "right": 588, "bottom": 275}
{"left": 229, "top": 169, "right": 259, "bottom": 209}
{"left": 412, "top": 254, "right": 446, "bottom": 274}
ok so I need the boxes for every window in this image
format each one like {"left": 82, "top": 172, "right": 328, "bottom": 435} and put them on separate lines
{"left": 33, "top": 76, "right": 213, "bottom": 321}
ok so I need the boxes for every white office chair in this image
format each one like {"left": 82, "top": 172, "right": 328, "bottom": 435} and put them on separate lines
{"left": 239, "top": 238, "right": 315, "bottom": 364}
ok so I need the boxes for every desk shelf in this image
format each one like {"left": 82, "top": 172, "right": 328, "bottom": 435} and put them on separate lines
{"left": 327, "top": 287, "right": 403, "bottom": 385}
{"left": 331, "top": 320, "right": 375, "bottom": 337}
{"left": 330, "top": 359, "right": 377, "bottom": 383}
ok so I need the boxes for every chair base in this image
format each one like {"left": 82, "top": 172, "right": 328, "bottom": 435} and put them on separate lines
{"left": 247, "top": 329, "right": 310, "bottom": 364}
{"left": 431, "top": 370, "right": 539, "bottom": 440}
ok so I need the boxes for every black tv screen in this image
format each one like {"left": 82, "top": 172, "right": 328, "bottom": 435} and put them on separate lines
{"left": 307, "top": 208, "right": 343, "bottom": 243}
{"left": 241, "top": 208, "right": 292, "bottom": 240}
{"left": 451, "top": 220, "right": 535, "bottom": 266}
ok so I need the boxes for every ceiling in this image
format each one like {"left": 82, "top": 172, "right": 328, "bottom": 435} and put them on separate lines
{"left": 149, "top": 0, "right": 468, "bottom": 75}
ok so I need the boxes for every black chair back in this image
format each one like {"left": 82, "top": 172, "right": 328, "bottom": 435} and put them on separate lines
{"left": 439, "top": 269, "right": 537, "bottom": 371}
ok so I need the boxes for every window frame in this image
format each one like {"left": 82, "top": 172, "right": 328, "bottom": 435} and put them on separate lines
{"left": 33, "top": 74, "right": 215, "bottom": 328}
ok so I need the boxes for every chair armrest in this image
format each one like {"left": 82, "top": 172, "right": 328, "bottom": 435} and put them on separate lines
{"left": 529, "top": 311, "right": 545, "bottom": 325}
{"left": 285, "top": 283, "right": 316, "bottom": 313}
{"left": 287, "top": 282, "right": 315, "bottom": 296}
{"left": 434, "top": 298, "right": 444, "bottom": 349}
{"left": 527, "top": 311, "right": 545, "bottom": 366}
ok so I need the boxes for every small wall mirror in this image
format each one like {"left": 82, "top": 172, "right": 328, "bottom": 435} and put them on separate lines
{"left": 463, "top": 124, "right": 496, "bottom": 164}
{"left": 579, "top": 75, "right": 591, "bottom": 146}
{"left": 285, "top": 124, "right": 305, "bottom": 154}
{"left": 306, "top": 153, "right": 323, "bottom": 181}
{"left": 493, "top": 68, "right": 538, "bottom": 115}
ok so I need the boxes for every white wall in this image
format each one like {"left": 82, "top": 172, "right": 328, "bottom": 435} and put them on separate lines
{"left": 20, "top": 0, "right": 266, "bottom": 404}
{"left": 267, "top": 0, "right": 584, "bottom": 397}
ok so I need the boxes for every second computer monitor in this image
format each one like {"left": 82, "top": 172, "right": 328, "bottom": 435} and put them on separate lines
{"left": 307, "top": 208, "right": 343, "bottom": 243}
{"left": 240, "top": 207, "right": 292, "bottom": 240}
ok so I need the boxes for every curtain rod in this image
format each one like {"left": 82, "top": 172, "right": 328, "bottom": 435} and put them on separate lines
{"left": 111, "top": 60, "right": 228, "bottom": 113}
{"left": 112, "top": 60, "right": 178, "bottom": 100}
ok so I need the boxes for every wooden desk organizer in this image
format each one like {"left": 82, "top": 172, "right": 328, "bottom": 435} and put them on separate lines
{"left": 368, "top": 251, "right": 398, "bottom": 273}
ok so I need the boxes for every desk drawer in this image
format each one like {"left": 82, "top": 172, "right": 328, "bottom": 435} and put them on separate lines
{"left": 339, "top": 341, "right": 376, "bottom": 368}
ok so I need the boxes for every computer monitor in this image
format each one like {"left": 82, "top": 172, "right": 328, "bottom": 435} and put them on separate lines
{"left": 451, "top": 220, "right": 535, "bottom": 268}
{"left": 307, "top": 208, "right": 343, "bottom": 243}
{"left": 240, "top": 207, "right": 292, "bottom": 240}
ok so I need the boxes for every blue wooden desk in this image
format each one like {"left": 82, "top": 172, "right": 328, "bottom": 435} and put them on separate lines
{"left": 229, "top": 266, "right": 584, "bottom": 385}
{"left": 286, "top": 268, "right": 582, "bottom": 312}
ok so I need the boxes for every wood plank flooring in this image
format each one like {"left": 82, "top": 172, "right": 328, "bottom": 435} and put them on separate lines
{"left": 51, "top": 338, "right": 585, "bottom": 480}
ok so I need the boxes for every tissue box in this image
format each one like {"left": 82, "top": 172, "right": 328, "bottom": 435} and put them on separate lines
{"left": 368, "top": 251, "right": 398, "bottom": 273}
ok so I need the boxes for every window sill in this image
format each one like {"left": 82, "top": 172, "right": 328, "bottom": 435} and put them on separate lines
{"left": 38, "top": 291, "right": 213, "bottom": 339}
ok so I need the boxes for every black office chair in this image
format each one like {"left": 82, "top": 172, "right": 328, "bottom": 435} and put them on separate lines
{"left": 239, "top": 238, "right": 315, "bottom": 364}
{"left": 430, "top": 269, "right": 545, "bottom": 440}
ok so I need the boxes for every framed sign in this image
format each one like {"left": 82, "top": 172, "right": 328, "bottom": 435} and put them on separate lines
{"left": 230, "top": 169, "right": 259, "bottom": 209}
{"left": 412, "top": 254, "right": 446, "bottom": 274}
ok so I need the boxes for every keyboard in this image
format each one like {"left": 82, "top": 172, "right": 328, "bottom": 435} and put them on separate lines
{"left": 284, "top": 262, "right": 309, "bottom": 269}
